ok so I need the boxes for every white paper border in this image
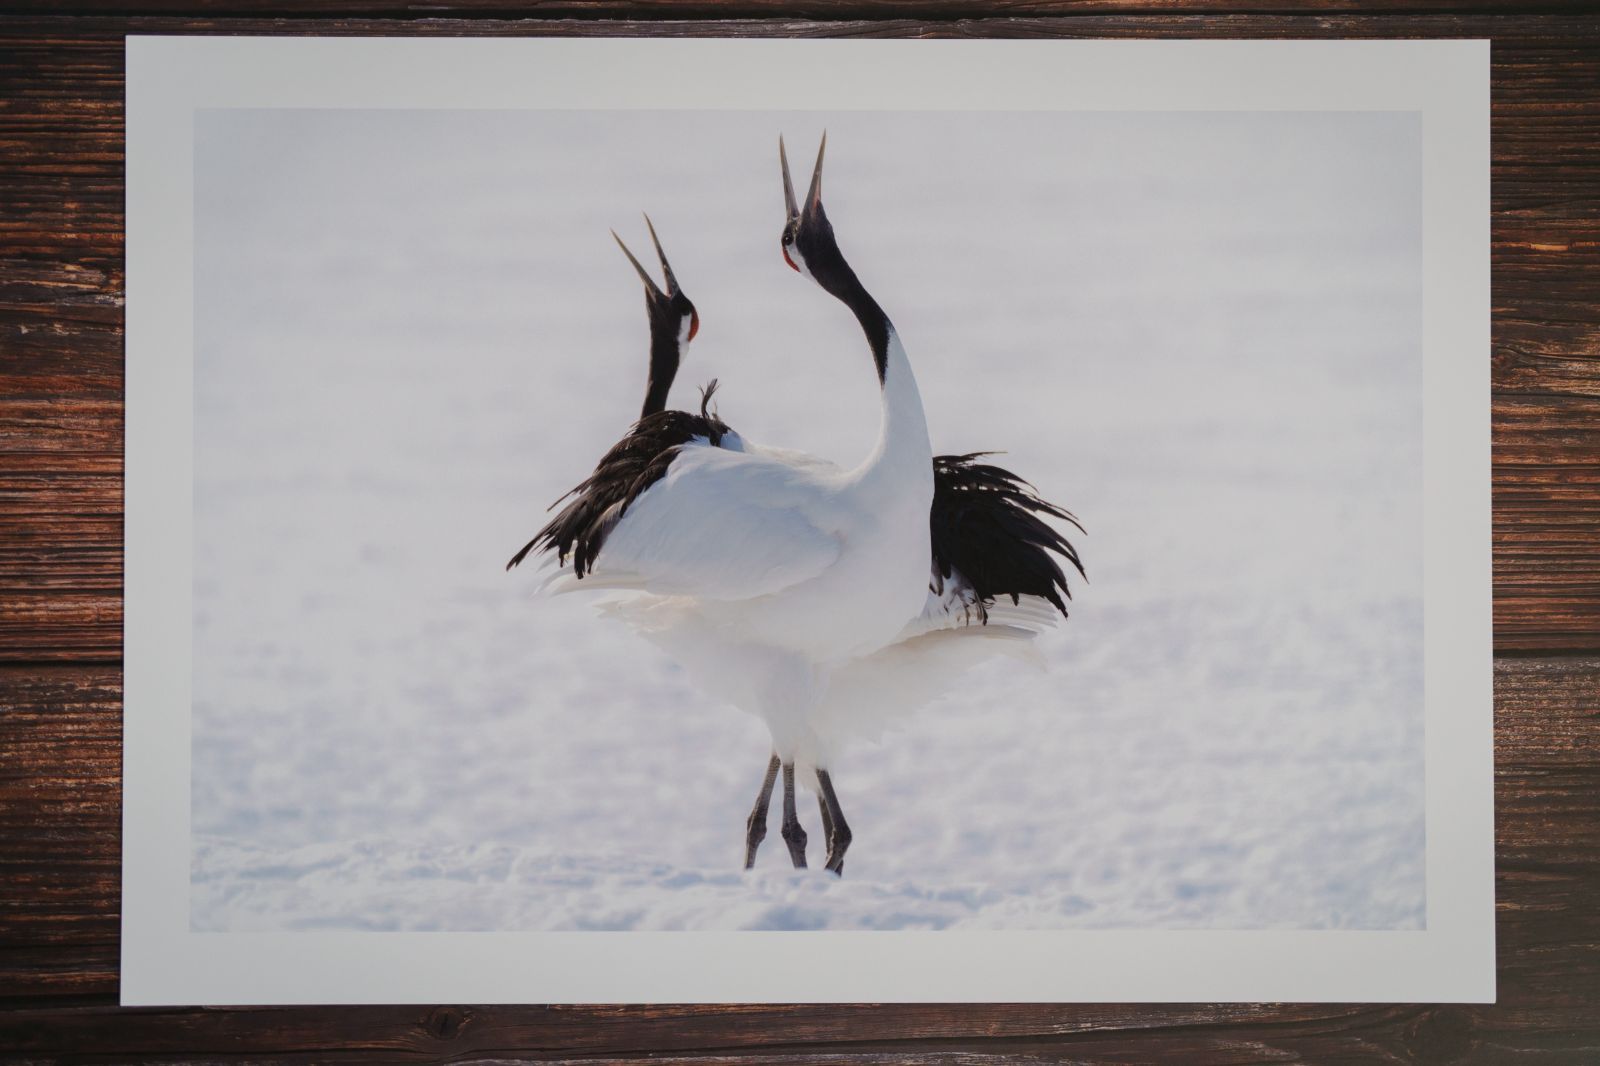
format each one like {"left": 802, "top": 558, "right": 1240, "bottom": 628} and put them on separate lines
{"left": 124, "top": 36, "right": 1492, "bottom": 1005}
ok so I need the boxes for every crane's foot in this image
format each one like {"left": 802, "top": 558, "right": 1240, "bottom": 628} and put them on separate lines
{"left": 780, "top": 761, "right": 807, "bottom": 868}
{"left": 743, "top": 754, "right": 779, "bottom": 869}
{"left": 816, "top": 768, "right": 852, "bottom": 877}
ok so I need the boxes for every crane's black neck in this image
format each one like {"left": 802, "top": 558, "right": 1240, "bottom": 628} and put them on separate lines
{"left": 795, "top": 201, "right": 892, "bottom": 385}
{"left": 640, "top": 333, "right": 678, "bottom": 419}
{"left": 810, "top": 254, "right": 891, "bottom": 386}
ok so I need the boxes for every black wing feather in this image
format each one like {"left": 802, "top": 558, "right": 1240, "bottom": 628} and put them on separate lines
{"left": 513, "top": 400, "right": 1084, "bottom": 619}
{"left": 507, "top": 382, "right": 731, "bottom": 576}
{"left": 929, "top": 452, "right": 1085, "bottom": 618}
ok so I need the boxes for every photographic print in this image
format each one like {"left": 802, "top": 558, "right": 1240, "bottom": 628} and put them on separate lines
{"left": 125, "top": 37, "right": 1491, "bottom": 1003}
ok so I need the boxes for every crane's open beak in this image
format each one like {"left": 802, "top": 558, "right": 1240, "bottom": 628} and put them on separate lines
{"left": 780, "top": 133, "right": 827, "bottom": 227}
{"left": 613, "top": 229, "right": 663, "bottom": 300}
{"left": 612, "top": 214, "right": 680, "bottom": 300}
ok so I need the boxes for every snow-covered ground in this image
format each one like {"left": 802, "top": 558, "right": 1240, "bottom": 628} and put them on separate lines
{"left": 191, "top": 109, "right": 1424, "bottom": 931}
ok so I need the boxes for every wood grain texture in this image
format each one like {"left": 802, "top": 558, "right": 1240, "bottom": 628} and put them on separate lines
{"left": 1, "top": 5, "right": 1597, "bottom": 1062}
{"left": 2, "top": 0, "right": 1595, "bottom": 18}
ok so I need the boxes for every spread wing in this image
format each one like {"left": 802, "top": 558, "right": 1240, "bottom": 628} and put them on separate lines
{"left": 507, "top": 400, "right": 732, "bottom": 578}
{"left": 551, "top": 442, "right": 842, "bottom": 601}
{"left": 924, "top": 452, "right": 1085, "bottom": 624}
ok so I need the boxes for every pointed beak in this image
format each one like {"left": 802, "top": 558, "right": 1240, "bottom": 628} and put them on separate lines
{"left": 642, "top": 212, "right": 679, "bottom": 296}
{"left": 612, "top": 228, "right": 666, "bottom": 301}
{"left": 780, "top": 135, "right": 800, "bottom": 224}
{"left": 780, "top": 132, "right": 828, "bottom": 227}
{"left": 803, "top": 131, "right": 826, "bottom": 221}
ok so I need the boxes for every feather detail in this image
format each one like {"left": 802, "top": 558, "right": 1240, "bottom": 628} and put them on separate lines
{"left": 506, "top": 387, "right": 733, "bottom": 576}
{"left": 928, "top": 452, "right": 1086, "bottom": 619}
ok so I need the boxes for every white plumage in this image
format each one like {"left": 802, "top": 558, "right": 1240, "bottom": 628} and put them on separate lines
{"left": 559, "top": 325, "right": 935, "bottom": 745}
{"left": 512, "top": 136, "right": 1083, "bottom": 874}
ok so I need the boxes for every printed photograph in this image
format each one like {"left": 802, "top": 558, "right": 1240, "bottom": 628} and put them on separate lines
{"left": 191, "top": 107, "right": 1424, "bottom": 932}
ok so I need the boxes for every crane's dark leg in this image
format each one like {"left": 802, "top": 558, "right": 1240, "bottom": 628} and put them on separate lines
{"left": 780, "top": 762, "right": 807, "bottom": 868}
{"left": 743, "top": 754, "right": 780, "bottom": 869}
{"left": 816, "top": 768, "right": 852, "bottom": 876}
{"left": 817, "top": 791, "right": 834, "bottom": 847}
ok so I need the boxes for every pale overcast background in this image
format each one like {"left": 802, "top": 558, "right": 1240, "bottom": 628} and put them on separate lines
{"left": 192, "top": 109, "right": 1423, "bottom": 931}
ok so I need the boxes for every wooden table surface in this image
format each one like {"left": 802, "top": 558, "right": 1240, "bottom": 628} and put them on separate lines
{"left": 2, "top": 3, "right": 1597, "bottom": 1061}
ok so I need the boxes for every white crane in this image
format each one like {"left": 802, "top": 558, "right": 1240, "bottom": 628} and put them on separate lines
{"left": 753, "top": 136, "right": 1085, "bottom": 874}
{"left": 511, "top": 137, "right": 1083, "bottom": 877}
{"left": 505, "top": 216, "right": 735, "bottom": 577}
{"left": 616, "top": 215, "right": 703, "bottom": 421}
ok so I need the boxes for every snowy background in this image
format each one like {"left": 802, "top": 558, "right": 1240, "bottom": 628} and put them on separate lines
{"left": 192, "top": 109, "right": 1424, "bottom": 931}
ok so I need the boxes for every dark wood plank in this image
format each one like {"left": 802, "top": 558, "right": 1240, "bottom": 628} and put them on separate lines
{"left": 1, "top": 6, "right": 1598, "bottom": 1063}
{"left": 8, "top": 0, "right": 1600, "bottom": 17}
{"left": 0, "top": 1003, "right": 1543, "bottom": 1064}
